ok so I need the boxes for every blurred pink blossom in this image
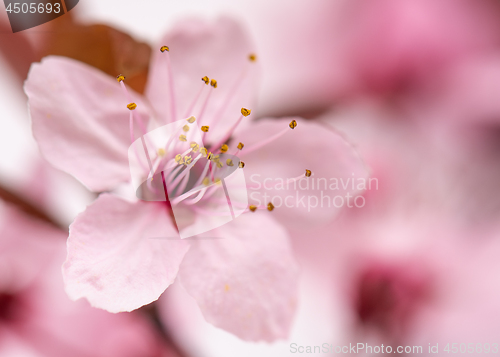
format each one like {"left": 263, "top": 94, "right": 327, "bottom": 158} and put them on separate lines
{"left": 278, "top": 102, "right": 500, "bottom": 351}
{"left": 0, "top": 201, "right": 177, "bottom": 357}
{"left": 336, "top": 0, "right": 500, "bottom": 99}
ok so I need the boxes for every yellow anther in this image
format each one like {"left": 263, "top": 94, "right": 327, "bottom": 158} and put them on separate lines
{"left": 201, "top": 76, "right": 209, "bottom": 85}
{"left": 179, "top": 134, "right": 187, "bottom": 142}
{"left": 207, "top": 152, "right": 213, "bottom": 160}
{"left": 116, "top": 74, "right": 125, "bottom": 82}
{"left": 175, "top": 154, "right": 184, "bottom": 164}
{"left": 216, "top": 161, "right": 223, "bottom": 168}
{"left": 226, "top": 159, "right": 234, "bottom": 167}
{"left": 220, "top": 144, "right": 229, "bottom": 153}
{"left": 210, "top": 79, "right": 217, "bottom": 88}
{"left": 289, "top": 119, "right": 297, "bottom": 129}
{"left": 187, "top": 116, "right": 196, "bottom": 123}
{"left": 239, "top": 161, "right": 245, "bottom": 168}
{"left": 157, "top": 148, "right": 165, "bottom": 157}
{"left": 127, "top": 103, "right": 137, "bottom": 110}
{"left": 237, "top": 142, "right": 244, "bottom": 150}
{"left": 200, "top": 147, "right": 207, "bottom": 157}
{"left": 267, "top": 202, "right": 275, "bottom": 211}
{"left": 241, "top": 108, "right": 251, "bottom": 117}
{"left": 202, "top": 177, "right": 210, "bottom": 186}
{"left": 214, "top": 178, "right": 222, "bottom": 185}
{"left": 190, "top": 142, "right": 200, "bottom": 152}
{"left": 305, "top": 169, "right": 312, "bottom": 177}
{"left": 211, "top": 154, "right": 220, "bottom": 162}
{"left": 224, "top": 284, "right": 230, "bottom": 292}
{"left": 184, "top": 155, "right": 192, "bottom": 165}
{"left": 160, "top": 45, "right": 169, "bottom": 52}
{"left": 201, "top": 126, "right": 209, "bottom": 132}
{"left": 183, "top": 125, "right": 190, "bottom": 132}
{"left": 249, "top": 53, "right": 257, "bottom": 62}
{"left": 249, "top": 205, "right": 257, "bottom": 212}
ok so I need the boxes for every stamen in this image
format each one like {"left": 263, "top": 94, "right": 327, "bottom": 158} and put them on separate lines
{"left": 183, "top": 155, "right": 193, "bottom": 165}
{"left": 286, "top": 170, "right": 312, "bottom": 184}
{"left": 129, "top": 111, "right": 151, "bottom": 174}
{"left": 198, "top": 84, "right": 215, "bottom": 126}
{"left": 267, "top": 202, "right": 275, "bottom": 211}
{"left": 190, "top": 142, "right": 200, "bottom": 152}
{"left": 165, "top": 164, "right": 184, "bottom": 186}
{"left": 241, "top": 108, "right": 251, "bottom": 117}
{"left": 184, "top": 83, "right": 206, "bottom": 118}
{"left": 187, "top": 116, "right": 196, "bottom": 123}
{"left": 233, "top": 142, "right": 244, "bottom": 156}
{"left": 210, "top": 79, "right": 218, "bottom": 88}
{"left": 192, "top": 159, "right": 212, "bottom": 188}
{"left": 209, "top": 108, "right": 250, "bottom": 152}
{"left": 116, "top": 74, "right": 125, "bottom": 82}
{"left": 160, "top": 120, "right": 188, "bottom": 161}
{"left": 127, "top": 103, "right": 137, "bottom": 110}
{"left": 119, "top": 78, "right": 148, "bottom": 135}
{"left": 169, "top": 153, "right": 202, "bottom": 191}
{"left": 160, "top": 46, "right": 177, "bottom": 123}
{"left": 173, "top": 187, "right": 207, "bottom": 206}
{"left": 220, "top": 144, "right": 228, "bottom": 153}
{"left": 210, "top": 58, "right": 256, "bottom": 130}
{"left": 158, "top": 148, "right": 166, "bottom": 157}
{"left": 201, "top": 126, "right": 209, "bottom": 132}
{"left": 175, "top": 154, "right": 184, "bottom": 164}
{"left": 249, "top": 205, "right": 257, "bottom": 212}
{"left": 226, "top": 159, "right": 234, "bottom": 166}
{"left": 183, "top": 125, "right": 190, "bottom": 132}
{"left": 239, "top": 161, "right": 245, "bottom": 168}
{"left": 179, "top": 135, "right": 187, "bottom": 142}
{"left": 242, "top": 121, "right": 296, "bottom": 155}
{"left": 202, "top": 76, "right": 210, "bottom": 85}
{"left": 248, "top": 53, "right": 257, "bottom": 62}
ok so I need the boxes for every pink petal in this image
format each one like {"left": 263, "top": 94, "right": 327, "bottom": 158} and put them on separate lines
{"left": 25, "top": 56, "right": 149, "bottom": 192}
{"left": 235, "top": 118, "right": 369, "bottom": 228}
{"left": 178, "top": 212, "right": 299, "bottom": 342}
{"left": 0, "top": 201, "right": 174, "bottom": 357}
{"left": 146, "top": 17, "right": 259, "bottom": 143}
{"left": 63, "top": 193, "right": 189, "bottom": 312}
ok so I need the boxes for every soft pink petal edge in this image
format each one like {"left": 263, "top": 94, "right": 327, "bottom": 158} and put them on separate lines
{"left": 234, "top": 117, "right": 369, "bottom": 227}
{"left": 63, "top": 193, "right": 189, "bottom": 313}
{"left": 146, "top": 17, "right": 260, "bottom": 142}
{"left": 177, "top": 212, "right": 299, "bottom": 342}
{"left": 25, "top": 56, "right": 149, "bottom": 192}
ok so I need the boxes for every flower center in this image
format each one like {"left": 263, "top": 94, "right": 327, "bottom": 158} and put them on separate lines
{"left": 120, "top": 46, "right": 310, "bottom": 216}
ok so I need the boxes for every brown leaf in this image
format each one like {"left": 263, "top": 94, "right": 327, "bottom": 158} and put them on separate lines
{"left": 40, "top": 14, "right": 151, "bottom": 93}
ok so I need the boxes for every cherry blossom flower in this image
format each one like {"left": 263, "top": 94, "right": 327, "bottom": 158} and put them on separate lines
{"left": 24, "top": 17, "right": 366, "bottom": 341}
{"left": 0, "top": 201, "right": 176, "bottom": 357}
